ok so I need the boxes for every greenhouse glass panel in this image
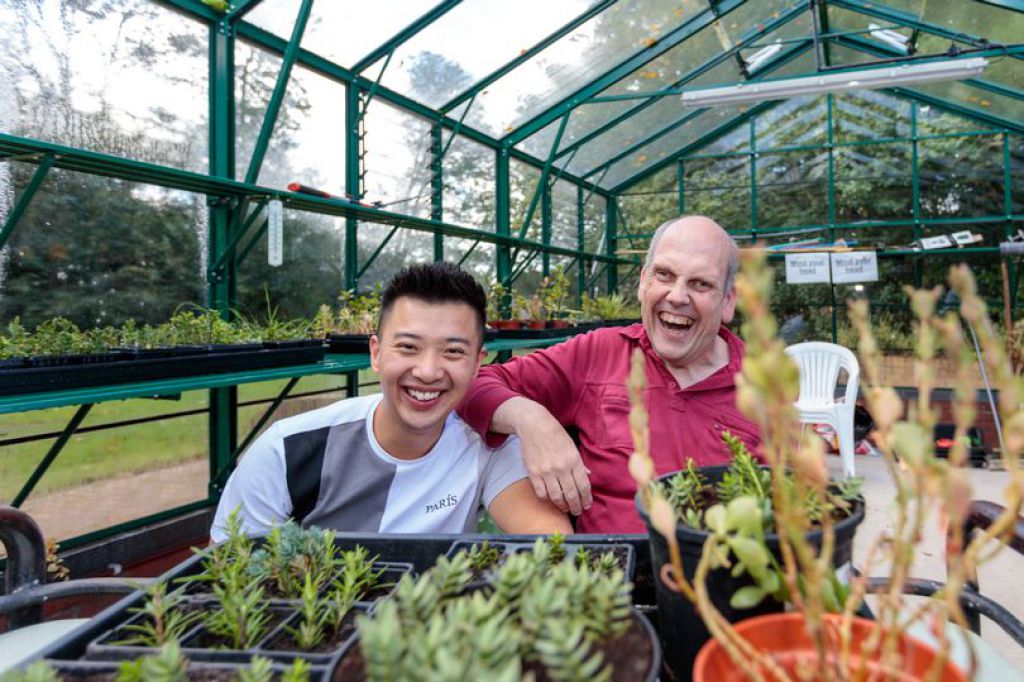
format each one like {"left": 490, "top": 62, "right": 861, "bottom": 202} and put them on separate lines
{"left": 754, "top": 96, "right": 827, "bottom": 151}
{"left": 601, "top": 104, "right": 753, "bottom": 188}
{"left": 235, "top": 45, "right": 346, "bottom": 192}
{"left": 532, "top": 6, "right": 814, "bottom": 180}
{"left": 551, "top": 179, "right": 578, "bottom": 250}
{"left": 1012, "top": 136, "right": 1024, "bottom": 215}
{"left": 0, "top": 167, "right": 205, "bottom": 330}
{"left": 236, "top": 209, "right": 345, "bottom": 320}
{"left": 915, "top": 101, "right": 1000, "bottom": 136}
{"left": 478, "top": 0, "right": 712, "bottom": 137}
{"left": 445, "top": 240, "right": 496, "bottom": 286}
{"left": 443, "top": 135, "right": 496, "bottom": 231}
{"left": 756, "top": 150, "right": 829, "bottom": 227}
{"left": 918, "top": 1, "right": 1024, "bottom": 47}
{"left": 0, "top": 1, "right": 207, "bottom": 172}
{"left": 555, "top": 60, "right": 743, "bottom": 177}
{"left": 582, "top": 192, "right": 607, "bottom": 254}
{"left": 357, "top": 224, "right": 433, "bottom": 289}
{"left": 514, "top": 10, "right": 744, "bottom": 160}
{"left": 7, "top": 396, "right": 209, "bottom": 533}
{"left": 683, "top": 154, "right": 751, "bottom": 231}
{"left": 510, "top": 160, "right": 543, "bottom": 243}
{"left": 362, "top": 101, "right": 432, "bottom": 219}
{"left": 914, "top": 34, "right": 1024, "bottom": 92}
{"left": 908, "top": 81, "right": 1024, "bottom": 127}
{"left": 834, "top": 143, "right": 913, "bottom": 222}
{"left": 918, "top": 134, "right": 1005, "bottom": 219}
{"left": 833, "top": 91, "right": 911, "bottom": 143}
{"left": 242, "top": 0, "right": 439, "bottom": 71}
{"left": 619, "top": 166, "right": 677, "bottom": 240}
{"left": 361, "top": 0, "right": 601, "bottom": 112}
{"left": 700, "top": 119, "right": 751, "bottom": 155}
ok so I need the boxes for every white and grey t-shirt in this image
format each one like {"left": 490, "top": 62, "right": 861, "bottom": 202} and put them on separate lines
{"left": 210, "top": 394, "right": 527, "bottom": 542}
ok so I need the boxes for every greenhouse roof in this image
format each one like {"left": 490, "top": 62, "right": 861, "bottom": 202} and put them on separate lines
{"left": 211, "top": 0, "right": 1024, "bottom": 193}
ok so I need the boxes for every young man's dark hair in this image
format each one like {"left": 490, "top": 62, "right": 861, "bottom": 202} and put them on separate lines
{"left": 378, "top": 262, "right": 487, "bottom": 342}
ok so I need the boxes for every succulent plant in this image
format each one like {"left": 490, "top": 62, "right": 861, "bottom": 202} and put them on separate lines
{"left": 115, "top": 640, "right": 188, "bottom": 682}
{"left": 203, "top": 561, "right": 271, "bottom": 649}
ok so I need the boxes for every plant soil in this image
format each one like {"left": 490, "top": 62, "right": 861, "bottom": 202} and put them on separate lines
{"left": 261, "top": 613, "right": 357, "bottom": 654}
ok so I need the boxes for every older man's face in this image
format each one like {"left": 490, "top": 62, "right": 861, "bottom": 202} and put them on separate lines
{"left": 638, "top": 223, "right": 737, "bottom": 371}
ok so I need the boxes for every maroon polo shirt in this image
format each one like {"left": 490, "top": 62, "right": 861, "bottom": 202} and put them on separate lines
{"left": 457, "top": 324, "right": 762, "bottom": 533}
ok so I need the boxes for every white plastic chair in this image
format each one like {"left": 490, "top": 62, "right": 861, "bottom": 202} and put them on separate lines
{"left": 784, "top": 342, "right": 860, "bottom": 479}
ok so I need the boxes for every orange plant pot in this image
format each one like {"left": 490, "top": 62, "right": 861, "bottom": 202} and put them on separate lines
{"left": 693, "top": 612, "right": 966, "bottom": 682}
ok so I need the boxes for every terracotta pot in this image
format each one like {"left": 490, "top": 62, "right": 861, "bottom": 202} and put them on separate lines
{"left": 547, "top": 320, "right": 571, "bottom": 329}
{"left": 693, "top": 612, "right": 966, "bottom": 682}
{"left": 525, "top": 320, "right": 546, "bottom": 330}
{"left": 488, "top": 319, "right": 522, "bottom": 330}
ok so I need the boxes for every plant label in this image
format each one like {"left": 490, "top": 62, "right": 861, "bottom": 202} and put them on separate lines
{"left": 784, "top": 253, "right": 830, "bottom": 284}
{"left": 830, "top": 251, "right": 878, "bottom": 284}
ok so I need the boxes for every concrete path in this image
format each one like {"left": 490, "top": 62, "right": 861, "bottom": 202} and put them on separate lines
{"left": 831, "top": 452, "right": 1024, "bottom": 674}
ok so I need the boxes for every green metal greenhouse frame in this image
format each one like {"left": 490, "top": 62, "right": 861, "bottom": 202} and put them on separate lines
{"left": 1, "top": 0, "right": 1023, "bottom": 546}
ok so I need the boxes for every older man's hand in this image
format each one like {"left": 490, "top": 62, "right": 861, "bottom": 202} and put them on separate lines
{"left": 493, "top": 397, "right": 593, "bottom": 515}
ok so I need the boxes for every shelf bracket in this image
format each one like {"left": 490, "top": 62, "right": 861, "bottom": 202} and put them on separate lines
{"left": 13, "top": 403, "right": 93, "bottom": 508}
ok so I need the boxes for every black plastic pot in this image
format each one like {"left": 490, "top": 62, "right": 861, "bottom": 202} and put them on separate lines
{"left": 635, "top": 466, "right": 865, "bottom": 682}
{"left": 326, "top": 333, "right": 371, "bottom": 354}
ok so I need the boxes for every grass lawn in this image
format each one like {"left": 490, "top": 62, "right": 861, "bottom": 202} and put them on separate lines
{"left": 0, "top": 370, "right": 381, "bottom": 503}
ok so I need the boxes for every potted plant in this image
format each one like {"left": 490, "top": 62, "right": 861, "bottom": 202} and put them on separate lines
{"left": 486, "top": 280, "right": 520, "bottom": 331}
{"left": 325, "top": 288, "right": 381, "bottom": 353}
{"left": 630, "top": 251, "right": 1022, "bottom": 681}
{"left": 539, "top": 266, "right": 573, "bottom": 330}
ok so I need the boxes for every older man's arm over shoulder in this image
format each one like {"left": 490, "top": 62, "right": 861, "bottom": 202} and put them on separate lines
{"left": 459, "top": 336, "right": 595, "bottom": 515}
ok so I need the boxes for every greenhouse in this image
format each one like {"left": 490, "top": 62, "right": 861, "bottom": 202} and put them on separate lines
{"left": 1, "top": 0, "right": 1024, "bottom": 679}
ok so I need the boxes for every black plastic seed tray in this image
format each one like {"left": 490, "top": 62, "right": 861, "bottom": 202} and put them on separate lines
{"left": 0, "top": 340, "right": 325, "bottom": 396}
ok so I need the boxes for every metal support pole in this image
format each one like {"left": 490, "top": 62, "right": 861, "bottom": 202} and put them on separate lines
{"left": 577, "top": 185, "right": 586, "bottom": 305}
{"left": 345, "top": 84, "right": 362, "bottom": 291}
{"left": 496, "top": 147, "right": 512, "bottom": 290}
{"left": 432, "top": 124, "right": 444, "bottom": 262}
{"left": 911, "top": 102, "right": 923, "bottom": 289}
{"left": 606, "top": 197, "right": 618, "bottom": 293}
{"left": 827, "top": 94, "right": 839, "bottom": 343}
{"left": 208, "top": 16, "right": 237, "bottom": 502}
{"left": 542, "top": 178, "right": 552, "bottom": 276}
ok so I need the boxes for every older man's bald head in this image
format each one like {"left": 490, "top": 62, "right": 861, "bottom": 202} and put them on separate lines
{"left": 644, "top": 215, "right": 739, "bottom": 291}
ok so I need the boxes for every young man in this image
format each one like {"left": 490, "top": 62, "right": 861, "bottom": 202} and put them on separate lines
{"left": 458, "top": 216, "right": 762, "bottom": 533}
{"left": 211, "top": 263, "right": 571, "bottom": 542}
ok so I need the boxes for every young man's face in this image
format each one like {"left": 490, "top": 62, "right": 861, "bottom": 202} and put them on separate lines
{"left": 369, "top": 297, "right": 485, "bottom": 450}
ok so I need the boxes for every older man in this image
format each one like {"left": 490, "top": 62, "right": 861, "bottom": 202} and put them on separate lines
{"left": 457, "top": 215, "right": 761, "bottom": 533}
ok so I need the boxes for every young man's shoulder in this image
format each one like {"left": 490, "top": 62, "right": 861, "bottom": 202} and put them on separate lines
{"left": 269, "top": 393, "right": 380, "bottom": 441}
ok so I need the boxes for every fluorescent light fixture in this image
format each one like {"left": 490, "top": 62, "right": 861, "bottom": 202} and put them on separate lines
{"left": 744, "top": 41, "right": 783, "bottom": 72}
{"left": 679, "top": 57, "right": 987, "bottom": 107}
{"left": 869, "top": 23, "right": 910, "bottom": 52}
